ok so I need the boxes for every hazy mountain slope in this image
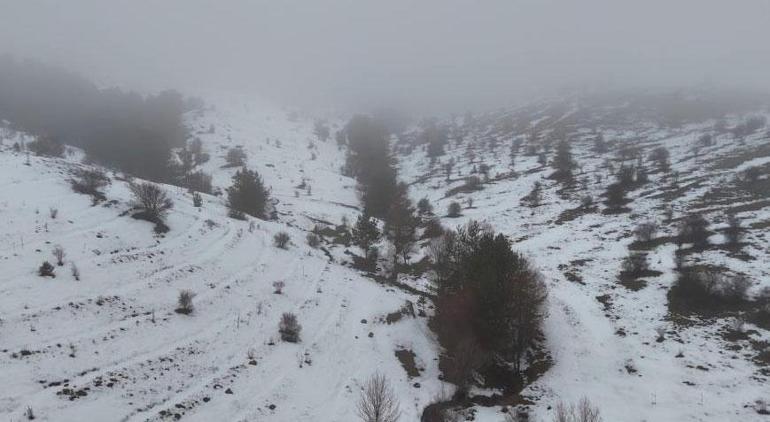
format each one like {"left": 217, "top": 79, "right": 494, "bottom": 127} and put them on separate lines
{"left": 398, "top": 101, "right": 770, "bottom": 421}
{"left": 0, "top": 100, "right": 443, "bottom": 422}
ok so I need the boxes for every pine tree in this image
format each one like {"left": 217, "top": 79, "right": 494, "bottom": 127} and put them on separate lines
{"left": 352, "top": 214, "right": 380, "bottom": 253}
{"left": 552, "top": 139, "right": 575, "bottom": 182}
{"left": 385, "top": 184, "right": 418, "bottom": 268}
{"left": 226, "top": 168, "right": 270, "bottom": 219}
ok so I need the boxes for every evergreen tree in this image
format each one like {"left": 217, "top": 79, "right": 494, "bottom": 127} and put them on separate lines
{"left": 226, "top": 168, "right": 270, "bottom": 219}
{"left": 385, "top": 184, "right": 418, "bottom": 268}
{"left": 551, "top": 139, "right": 575, "bottom": 182}
{"left": 352, "top": 214, "right": 380, "bottom": 253}
{"left": 345, "top": 115, "right": 398, "bottom": 218}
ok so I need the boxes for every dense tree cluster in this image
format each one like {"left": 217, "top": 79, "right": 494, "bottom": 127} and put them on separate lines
{"left": 421, "top": 121, "right": 449, "bottom": 158}
{"left": 0, "top": 57, "right": 192, "bottom": 181}
{"left": 344, "top": 115, "right": 398, "bottom": 219}
{"left": 430, "top": 221, "right": 547, "bottom": 394}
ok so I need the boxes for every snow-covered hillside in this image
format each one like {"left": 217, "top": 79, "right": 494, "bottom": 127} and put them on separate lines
{"left": 2, "top": 93, "right": 770, "bottom": 422}
{"left": 398, "top": 100, "right": 770, "bottom": 421}
{"left": 0, "top": 100, "right": 444, "bottom": 422}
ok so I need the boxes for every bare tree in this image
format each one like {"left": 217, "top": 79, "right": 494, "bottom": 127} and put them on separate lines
{"left": 130, "top": 182, "right": 173, "bottom": 220}
{"left": 357, "top": 373, "right": 401, "bottom": 422}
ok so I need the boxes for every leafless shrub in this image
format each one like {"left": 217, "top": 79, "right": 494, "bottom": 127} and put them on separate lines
{"left": 175, "top": 290, "right": 196, "bottom": 315}
{"left": 70, "top": 168, "right": 109, "bottom": 202}
{"left": 130, "top": 182, "right": 173, "bottom": 220}
{"left": 356, "top": 373, "right": 401, "bottom": 422}
{"left": 621, "top": 251, "right": 648, "bottom": 275}
{"left": 49, "top": 207, "right": 58, "bottom": 219}
{"left": 273, "top": 231, "right": 291, "bottom": 249}
{"left": 279, "top": 312, "right": 301, "bottom": 342}
{"left": 71, "top": 263, "right": 80, "bottom": 281}
{"left": 52, "top": 245, "right": 65, "bottom": 266}
{"left": 553, "top": 397, "right": 602, "bottom": 422}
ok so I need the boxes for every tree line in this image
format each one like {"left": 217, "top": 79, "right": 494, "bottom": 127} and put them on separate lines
{"left": 0, "top": 55, "right": 195, "bottom": 181}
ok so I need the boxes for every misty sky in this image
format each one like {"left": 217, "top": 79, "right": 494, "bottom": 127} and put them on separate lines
{"left": 1, "top": 0, "right": 770, "bottom": 111}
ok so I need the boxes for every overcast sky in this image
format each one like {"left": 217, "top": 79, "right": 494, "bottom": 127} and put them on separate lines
{"left": 1, "top": 0, "right": 769, "bottom": 112}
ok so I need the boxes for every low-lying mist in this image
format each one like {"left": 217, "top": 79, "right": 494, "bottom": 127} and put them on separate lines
{"left": 1, "top": 0, "right": 770, "bottom": 113}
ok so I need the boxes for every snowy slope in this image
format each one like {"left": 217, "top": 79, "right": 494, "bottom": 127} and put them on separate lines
{"left": 399, "top": 104, "right": 770, "bottom": 421}
{"left": 0, "top": 100, "right": 445, "bottom": 422}
{"left": 2, "top": 93, "right": 769, "bottom": 422}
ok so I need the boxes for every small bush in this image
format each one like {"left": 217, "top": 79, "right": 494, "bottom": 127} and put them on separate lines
{"left": 604, "top": 182, "right": 627, "bottom": 210}
{"left": 279, "top": 312, "right": 301, "bottom": 342}
{"left": 272, "top": 281, "right": 285, "bottom": 294}
{"left": 49, "top": 207, "right": 58, "bottom": 219}
{"left": 553, "top": 397, "right": 602, "bottom": 422}
{"left": 71, "top": 263, "right": 80, "bottom": 281}
{"left": 621, "top": 251, "right": 649, "bottom": 275}
{"left": 522, "top": 181, "right": 543, "bottom": 207}
{"left": 670, "top": 267, "right": 751, "bottom": 314}
{"left": 306, "top": 232, "right": 321, "bottom": 248}
{"left": 677, "top": 214, "right": 709, "bottom": 249}
{"left": 417, "top": 197, "right": 434, "bottom": 215}
{"left": 225, "top": 147, "right": 247, "bottom": 167}
{"left": 634, "top": 221, "right": 658, "bottom": 242}
{"left": 70, "top": 168, "right": 109, "bottom": 202}
{"left": 184, "top": 171, "right": 213, "bottom": 194}
{"left": 38, "top": 261, "right": 55, "bottom": 278}
{"left": 192, "top": 191, "right": 203, "bottom": 207}
{"left": 463, "top": 176, "right": 482, "bottom": 191}
{"left": 175, "top": 290, "right": 196, "bottom": 315}
{"left": 580, "top": 195, "right": 594, "bottom": 209}
{"left": 273, "top": 232, "right": 291, "bottom": 249}
{"left": 28, "top": 136, "right": 64, "bottom": 157}
{"left": 447, "top": 201, "right": 462, "bottom": 218}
